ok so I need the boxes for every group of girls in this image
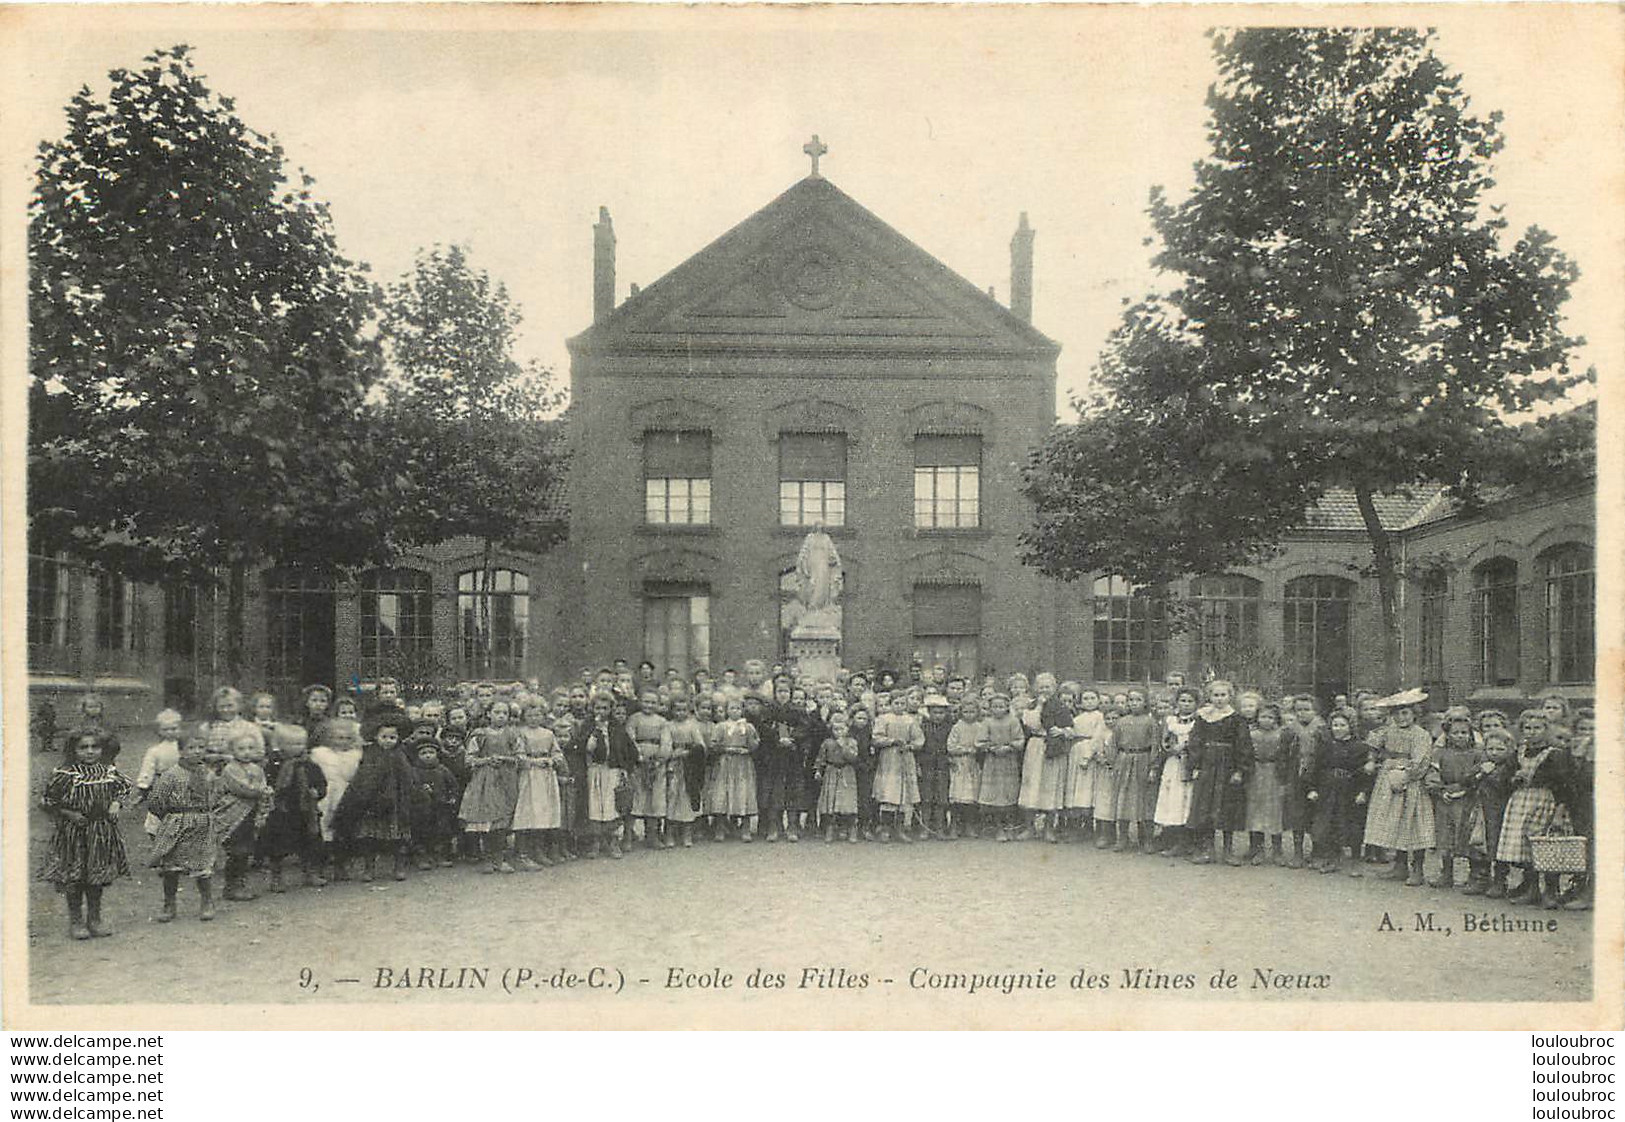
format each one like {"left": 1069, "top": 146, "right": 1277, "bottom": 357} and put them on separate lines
{"left": 37, "top": 672, "right": 1595, "bottom": 941}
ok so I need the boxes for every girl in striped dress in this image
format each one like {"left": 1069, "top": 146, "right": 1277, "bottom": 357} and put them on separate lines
{"left": 978, "top": 694, "right": 1024, "bottom": 840}
{"left": 42, "top": 730, "right": 131, "bottom": 940}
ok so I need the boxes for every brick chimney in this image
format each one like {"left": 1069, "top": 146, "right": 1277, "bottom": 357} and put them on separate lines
{"left": 1009, "top": 211, "right": 1034, "bottom": 323}
{"left": 593, "top": 206, "right": 616, "bottom": 324}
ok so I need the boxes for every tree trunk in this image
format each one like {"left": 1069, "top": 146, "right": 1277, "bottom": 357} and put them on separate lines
{"left": 226, "top": 561, "right": 246, "bottom": 686}
{"left": 1354, "top": 485, "right": 1402, "bottom": 693}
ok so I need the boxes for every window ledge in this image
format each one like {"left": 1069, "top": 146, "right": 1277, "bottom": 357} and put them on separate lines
{"left": 636, "top": 523, "right": 718, "bottom": 536}
{"left": 775, "top": 525, "right": 856, "bottom": 538}
{"left": 914, "top": 528, "right": 992, "bottom": 540}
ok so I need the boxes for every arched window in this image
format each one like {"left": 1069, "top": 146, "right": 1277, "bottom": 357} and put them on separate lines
{"left": 457, "top": 569, "right": 529, "bottom": 679}
{"left": 360, "top": 568, "right": 433, "bottom": 678}
{"left": 1470, "top": 558, "right": 1519, "bottom": 687}
{"left": 1190, "top": 574, "right": 1262, "bottom": 676}
{"left": 1541, "top": 544, "right": 1593, "bottom": 685}
{"left": 265, "top": 568, "right": 336, "bottom": 693}
{"left": 1419, "top": 569, "right": 1450, "bottom": 699}
{"left": 1282, "top": 575, "right": 1352, "bottom": 703}
{"left": 1092, "top": 575, "right": 1167, "bottom": 684}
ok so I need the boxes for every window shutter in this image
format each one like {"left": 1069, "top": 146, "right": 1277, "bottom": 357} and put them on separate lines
{"left": 779, "top": 433, "right": 846, "bottom": 481}
{"left": 913, "top": 584, "right": 982, "bottom": 636}
{"left": 643, "top": 431, "right": 712, "bottom": 477}
{"left": 914, "top": 434, "right": 981, "bottom": 467}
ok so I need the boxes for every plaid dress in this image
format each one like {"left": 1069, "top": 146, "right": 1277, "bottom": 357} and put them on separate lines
{"left": 41, "top": 763, "right": 131, "bottom": 888}
{"left": 1495, "top": 746, "right": 1571, "bottom": 866}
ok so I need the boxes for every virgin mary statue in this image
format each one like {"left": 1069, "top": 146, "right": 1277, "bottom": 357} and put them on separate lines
{"left": 794, "top": 523, "right": 843, "bottom": 631}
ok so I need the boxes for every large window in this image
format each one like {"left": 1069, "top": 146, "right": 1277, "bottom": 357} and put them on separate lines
{"left": 914, "top": 435, "right": 980, "bottom": 529}
{"left": 1092, "top": 575, "right": 1167, "bottom": 683}
{"left": 266, "top": 569, "right": 337, "bottom": 691}
{"left": 1542, "top": 544, "right": 1593, "bottom": 685}
{"left": 95, "top": 572, "right": 141, "bottom": 653}
{"left": 1419, "top": 569, "right": 1449, "bottom": 699}
{"left": 1471, "top": 558, "right": 1519, "bottom": 687}
{"left": 912, "top": 583, "right": 981, "bottom": 681}
{"left": 360, "top": 568, "right": 434, "bottom": 677}
{"left": 644, "top": 583, "right": 711, "bottom": 679}
{"left": 1190, "top": 574, "right": 1261, "bottom": 675}
{"left": 1283, "top": 575, "right": 1352, "bottom": 702}
{"left": 779, "top": 433, "right": 846, "bottom": 527}
{"left": 458, "top": 568, "right": 529, "bottom": 679}
{"left": 644, "top": 430, "right": 712, "bottom": 525}
{"left": 27, "top": 553, "right": 73, "bottom": 671}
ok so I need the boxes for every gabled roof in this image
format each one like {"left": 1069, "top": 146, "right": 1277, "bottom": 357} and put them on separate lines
{"left": 568, "top": 175, "right": 1060, "bottom": 360}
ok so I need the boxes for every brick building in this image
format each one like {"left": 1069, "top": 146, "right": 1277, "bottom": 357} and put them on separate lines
{"left": 24, "top": 162, "right": 1596, "bottom": 735}
{"left": 563, "top": 169, "right": 1063, "bottom": 683}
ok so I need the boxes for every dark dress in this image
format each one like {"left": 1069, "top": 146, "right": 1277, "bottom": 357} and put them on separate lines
{"left": 434, "top": 729, "right": 473, "bottom": 789}
{"left": 852, "top": 725, "right": 878, "bottom": 819}
{"left": 258, "top": 757, "right": 327, "bottom": 861}
{"left": 40, "top": 763, "right": 131, "bottom": 888}
{"left": 407, "top": 757, "right": 462, "bottom": 848}
{"left": 756, "top": 706, "right": 807, "bottom": 814}
{"left": 917, "top": 716, "right": 954, "bottom": 809}
{"left": 334, "top": 742, "right": 417, "bottom": 845}
{"left": 1309, "top": 735, "right": 1374, "bottom": 852}
{"left": 1185, "top": 710, "right": 1250, "bottom": 833}
{"left": 1280, "top": 722, "right": 1322, "bottom": 834}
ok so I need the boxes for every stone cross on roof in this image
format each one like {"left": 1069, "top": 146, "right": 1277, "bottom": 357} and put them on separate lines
{"left": 803, "top": 134, "right": 828, "bottom": 178}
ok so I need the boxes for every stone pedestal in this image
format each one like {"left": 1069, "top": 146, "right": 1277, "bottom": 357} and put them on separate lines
{"left": 788, "top": 621, "right": 841, "bottom": 685}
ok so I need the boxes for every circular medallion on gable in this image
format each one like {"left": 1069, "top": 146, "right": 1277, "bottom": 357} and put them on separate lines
{"left": 777, "top": 246, "right": 848, "bottom": 311}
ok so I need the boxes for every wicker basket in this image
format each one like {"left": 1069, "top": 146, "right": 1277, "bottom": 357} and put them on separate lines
{"left": 1530, "top": 834, "right": 1588, "bottom": 874}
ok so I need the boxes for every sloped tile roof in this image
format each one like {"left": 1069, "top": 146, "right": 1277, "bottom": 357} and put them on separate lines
{"left": 1301, "top": 488, "right": 1444, "bottom": 532}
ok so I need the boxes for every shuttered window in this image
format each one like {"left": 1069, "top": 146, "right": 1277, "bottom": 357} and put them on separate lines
{"left": 912, "top": 584, "right": 982, "bottom": 636}
{"left": 644, "top": 430, "right": 712, "bottom": 525}
{"left": 913, "top": 583, "right": 981, "bottom": 680}
{"left": 780, "top": 433, "right": 847, "bottom": 527}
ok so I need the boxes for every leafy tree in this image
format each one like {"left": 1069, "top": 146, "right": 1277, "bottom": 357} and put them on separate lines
{"left": 1022, "top": 28, "right": 1586, "bottom": 691}
{"left": 376, "top": 244, "right": 568, "bottom": 677}
{"left": 29, "top": 44, "right": 392, "bottom": 680}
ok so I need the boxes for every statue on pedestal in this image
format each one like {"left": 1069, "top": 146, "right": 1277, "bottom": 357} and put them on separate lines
{"left": 792, "top": 524, "right": 843, "bottom": 636}
{"left": 788, "top": 525, "right": 843, "bottom": 683}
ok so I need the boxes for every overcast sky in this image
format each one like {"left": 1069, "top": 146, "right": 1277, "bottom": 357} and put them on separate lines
{"left": 13, "top": 5, "right": 1623, "bottom": 410}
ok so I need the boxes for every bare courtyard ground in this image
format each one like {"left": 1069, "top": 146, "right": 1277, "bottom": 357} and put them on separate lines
{"left": 23, "top": 747, "right": 1590, "bottom": 1015}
